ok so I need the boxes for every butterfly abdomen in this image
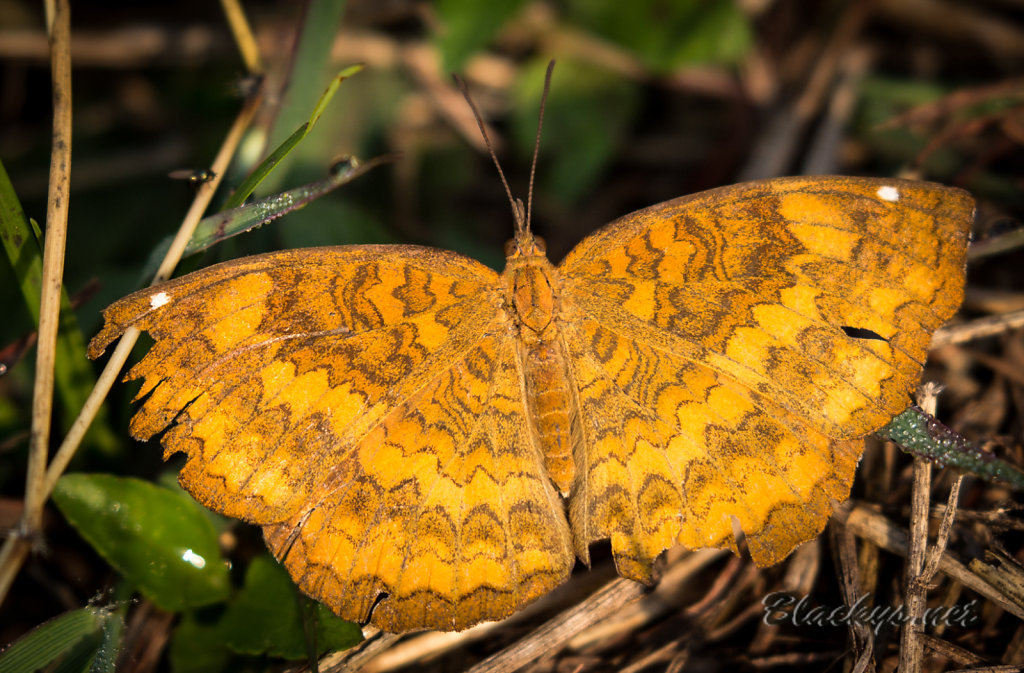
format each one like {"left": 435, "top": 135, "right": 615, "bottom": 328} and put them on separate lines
{"left": 521, "top": 339, "right": 577, "bottom": 496}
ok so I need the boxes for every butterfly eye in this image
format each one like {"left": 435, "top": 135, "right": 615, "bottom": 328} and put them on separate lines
{"left": 504, "top": 239, "right": 517, "bottom": 256}
{"left": 533, "top": 236, "right": 547, "bottom": 253}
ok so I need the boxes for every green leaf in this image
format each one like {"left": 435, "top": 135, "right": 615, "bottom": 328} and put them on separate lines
{"left": 169, "top": 612, "right": 231, "bottom": 673}
{"left": 0, "top": 606, "right": 120, "bottom": 673}
{"left": 221, "top": 555, "right": 362, "bottom": 659}
{"left": 53, "top": 474, "right": 230, "bottom": 611}
{"left": 312, "top": 603, "right": 364, "bottom": 658}
{"left": 513, "top": 59, "right": 640, "bottom": 204}
{"left": 435, "top": 0, "right": 529, "bottom": 71}
{"left": 0, "top": 158, "right": 118, "bottom": 452}
{"left": 566, "top": 0, "right": 751, "bottom": 71}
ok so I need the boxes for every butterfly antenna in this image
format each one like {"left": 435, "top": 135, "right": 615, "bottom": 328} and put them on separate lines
{"left": 453, "top": 73, "right": 525, "bottom": 233}
{"left": 527, "top": 60, "right": 555, "bottom": 236}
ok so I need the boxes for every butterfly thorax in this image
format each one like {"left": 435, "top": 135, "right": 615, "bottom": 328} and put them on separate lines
{"left": 504, "top": 232, "right": 555, "bottom": 334}
{"left": 504, "top": 233, "right": 578, "bottom": 496}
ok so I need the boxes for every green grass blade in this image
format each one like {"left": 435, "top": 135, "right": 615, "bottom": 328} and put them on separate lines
{"left": 185, "top": 154, "right": 392, "bottom": 255}
{"left": 879, "top": 406, "right": 1024, "bottom": 489}
{"left": 0, "top": 159, "right": 118, "bottom": 452}
{"left": 264, "top": 0, "right": 348, "bottom": 160}
{"left": 222, "top": 64, "right": 363, "bottom": 211}
{"left": 0, "top": 606, "right": 115, "bottom": 673}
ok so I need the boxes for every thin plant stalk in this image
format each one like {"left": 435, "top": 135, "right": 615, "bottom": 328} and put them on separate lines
{"left": 220, "top": 0, "right": 264, "bottom": 74}
{"left": 0, "top": 0, "right": 73, "bottom": 603}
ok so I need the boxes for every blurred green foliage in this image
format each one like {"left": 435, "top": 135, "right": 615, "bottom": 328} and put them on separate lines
{"left": 437, "top": 0, "right": 531, "bottom": 71}
{"left": 513, "top": 58, "right": 640, "bottom": 204}
{"left": 220, "top": 556, "right": 363, "bottom": 658}
{"left": 566, "top": 0, "right": 751, "bottom": 71}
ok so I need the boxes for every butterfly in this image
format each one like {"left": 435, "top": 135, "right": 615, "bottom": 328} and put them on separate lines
{"left": 88, "top": 167, "right": 972, "bottom": 633}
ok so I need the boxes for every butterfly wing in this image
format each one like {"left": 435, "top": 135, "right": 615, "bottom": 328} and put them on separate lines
{"left": 90, "top": 246, "right": 573, "bottom": 631}
{"left": 557, "top": 176, "right": 972, "bottom": 573}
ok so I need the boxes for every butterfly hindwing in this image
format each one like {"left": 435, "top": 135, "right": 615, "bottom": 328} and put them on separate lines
{"left": 261, "top": 331, "right": 573, "bottom": 632}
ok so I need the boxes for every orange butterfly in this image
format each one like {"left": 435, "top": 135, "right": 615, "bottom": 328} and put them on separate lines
{"left": 89, "top": 170, "right": 971, "bottom": 632}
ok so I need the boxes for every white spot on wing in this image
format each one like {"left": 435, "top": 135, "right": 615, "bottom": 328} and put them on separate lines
{"left": 149, "top": 291, "right": 171, "bottom": 309}
{"left": 876, "top": 185, "right": 900, "bottom": 202}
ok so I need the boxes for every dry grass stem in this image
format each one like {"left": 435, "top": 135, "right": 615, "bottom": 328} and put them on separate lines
{"left": 465, "top": 578, "right": 646, "bottom": 673}
{"left": 0, "top": 0, "right": 73, "bottom": 606}
{"left": 838, "top": 504, "right": 1024, "bottom": 621}
{"left": 0, "top": 6, "right": 264, "bottom": 608}
{"left": 932, "top": 310, "right": 1024, "bottom": 348}
{"left": 220, "top": 0, "right": 264, "bottom": 74}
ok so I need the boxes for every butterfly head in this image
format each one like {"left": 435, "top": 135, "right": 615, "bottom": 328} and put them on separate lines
{"left": 500, "top": 194, "right": 547, "bottom": 261}
{"left": 504, "top": 230, "right": 547, "bottom": 261}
